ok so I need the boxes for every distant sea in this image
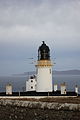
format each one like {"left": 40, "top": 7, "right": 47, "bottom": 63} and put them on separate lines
{"left": 0, "top": 75, "right": 80, "bottom": 93}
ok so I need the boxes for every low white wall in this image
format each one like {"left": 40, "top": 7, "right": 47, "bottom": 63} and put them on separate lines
{"left": 0, "top": 96, "right": 77, "bottom": 99}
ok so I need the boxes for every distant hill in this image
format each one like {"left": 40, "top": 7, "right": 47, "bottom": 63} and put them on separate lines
{"left": 53, "top": 70, "right": 80, "bottom": 75}
{"left": 13, "top": 70, "right": 80, "bottom": 76}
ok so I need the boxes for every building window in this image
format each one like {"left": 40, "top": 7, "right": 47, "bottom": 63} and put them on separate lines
{"left": 31, "top": 80, "right": 33, "bottom": 82}
{"left": 31, "top": 86, "right": 33, "bottom": 89}
{"left": 50, "top": 69, "right": 51, "bottom": 74}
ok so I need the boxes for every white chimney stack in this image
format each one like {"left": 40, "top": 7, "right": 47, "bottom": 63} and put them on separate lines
{"left": 6, "top": 84, "right": 12, "bottom": 95}
{"left": 75, "top": 85, "right": 78, "bottom": 95}
{"left": 54, "top": 84, "right": 58, "bottom": 92}
{"left": 61, "top": 83, "right": 66, "bottom": 95}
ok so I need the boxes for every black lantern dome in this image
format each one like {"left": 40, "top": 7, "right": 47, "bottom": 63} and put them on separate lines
{"left": 38, "top": 41, "right": 50, "bottom": 60}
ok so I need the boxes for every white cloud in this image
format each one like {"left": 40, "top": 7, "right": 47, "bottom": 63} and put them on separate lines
{"left": 0, "top": 0, "right": 80, "bottom": 45}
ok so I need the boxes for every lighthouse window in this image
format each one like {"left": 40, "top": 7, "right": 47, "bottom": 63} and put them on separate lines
{"left": 36, "top": 69, "right": 38, "bottom": 74}
{"left": 50, "top": 69, "right": 51, "bottom": 74}
{"left": 31, "top": 86, "right": 33, "bottom": 89}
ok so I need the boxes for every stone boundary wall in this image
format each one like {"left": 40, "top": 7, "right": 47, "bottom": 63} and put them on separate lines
{"left": 0, "top": 96, "right": 76, "bottom": 99}
{"left": 0, "top": 99, "right": 80, "bottom": 111}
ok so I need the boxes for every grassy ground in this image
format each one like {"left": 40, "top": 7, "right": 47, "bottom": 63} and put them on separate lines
{"left": 0, "top": 104, "right": 80, "bottom": 120}
{"left": 0, "top": 97, "right": 80, "bottom": 120}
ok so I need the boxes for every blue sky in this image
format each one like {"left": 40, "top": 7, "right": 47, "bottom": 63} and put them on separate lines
{"left": 0, "top": 0, "right": 80, "bottom": 76}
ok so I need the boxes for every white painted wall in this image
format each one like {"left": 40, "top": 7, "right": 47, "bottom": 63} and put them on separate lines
{"left": 26, "top": 78, "right": 36, "bottom": 91}
{"left": 36, "top": 66, "right": 53, "bottom": 92}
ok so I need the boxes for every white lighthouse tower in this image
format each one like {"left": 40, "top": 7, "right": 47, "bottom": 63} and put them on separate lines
{"left": 36, "top": 41, "right": 53, "bottom": 92}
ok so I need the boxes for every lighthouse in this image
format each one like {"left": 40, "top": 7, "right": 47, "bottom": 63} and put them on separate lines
{"left": 36, "top": 41, "right": 53, "bottom": 92}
